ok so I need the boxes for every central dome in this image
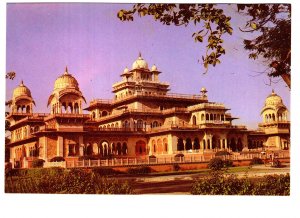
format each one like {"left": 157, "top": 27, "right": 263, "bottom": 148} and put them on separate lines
{"left": 54, "top": 67, "right": 79, "bottom": 90}
{"left": 13, "top": 81, "right": 32, "bottom": 99}
{"left": 132, "top": 53, "right": 149, "bottom": 70}
{"left": 265, "top": 90, "right": 283, "bottom": 106}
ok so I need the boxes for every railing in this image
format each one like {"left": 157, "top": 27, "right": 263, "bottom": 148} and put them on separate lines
{"left": 188, "top": 103, "right": 226, "bottom": 111}
{"left": 258, "top": 121, "right": 290, "bottom": 126}
{"left": 63, "top": 151, "right": 290, "bottom": 168}
{"left": 45, "top": 113, "right": 90, "bottom": 119}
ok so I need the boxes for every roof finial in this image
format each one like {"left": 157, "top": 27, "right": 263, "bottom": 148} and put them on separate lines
{"left": 138, "top": 51, "right": 142, "bottom": 58}
{"left": 20, "top": 80, "right": 24, "bottom": 86}
{"left": 64, "top": 66, "right": 68, "bottom": 75}
{"left": 272, "top": 89, "right": 275, "bottom": 94}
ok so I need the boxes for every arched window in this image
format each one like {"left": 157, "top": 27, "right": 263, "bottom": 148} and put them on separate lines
{"left": 210, "top": 114, "right": 213, "bottom": 121}
{"left": 163, "top": 138, "right": 168, "bottom": 152}
{"left": 124, "top": 120, "right": 130, "bottom": 129}
{"left": 203, "top": 139, "right": 206, "bottom": 149}
{"left": 92, "top": 112, "right": 96, "bottom": 119}
{"left": 272, "top": 113, "right": 275, "bottom": 121}
{"left": 122, "top": 142, "right": 128, "bottom": 155}
{"left": 192, "top": 115, "right": 197, "bottom": 125}
{"left": 102, "top": 111, "right": 108, "bottom": 117}
{"left": 152, "top": 140, "right": 156, "bottom": 153}
{"left": 117, "top": 142, "right": 122, "bottom": 155}
{"left": 152, "top": 121, "right": 158, "bottom": 128}
{"left": 177, "top": 138, "right": 184, "bottom": 151}
{"left": 194, "top": 138, "right": 200, "bottom": 150}
{"left": 26, "top": 105, "right": 30, "bottom": 113}
{"left": 206, "top": 114, "right": 209, "bottom": 121}
{"left": 186, "top": 138, "right": 192, "bottom": 150}
{"left": 137, "top": 120, "right": 143, "bottom": 130}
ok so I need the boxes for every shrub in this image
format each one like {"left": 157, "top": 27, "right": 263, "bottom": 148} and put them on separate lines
{"left": 50, "top": 156, "right": 65, "bottom": 162}
{"left": 127, "top": 166, "right": 152, "bottom": 174}
{"left": 5, "top": 168, "right": 134, "bottom": 194}
{"left": 173, "top": 163, "right": 180, "bottom": 171}
{"left": 223, "top": 159, "right": 233, "bottom": 168}
{"left": 272, "top": 159, "right": 282, "bottom": 168}
{"left": 250, "top": 157, "right": 263, "bottom": 165}
{"left": 92, "top": 167, "right": 122, "bottom": 176}
{"left": 208, "top": 158, "right": 224, "bottom": 171}
{"left": 191, "top": 171, "right": 290, "bottom": 195}
{"left": 31, "top": 159, "right": 45, "bottom": 168}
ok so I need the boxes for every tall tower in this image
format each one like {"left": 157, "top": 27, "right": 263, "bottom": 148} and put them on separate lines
{"left": 259, "top": 90, "right": 290, "bottom": 150}
{"left": 112, "top": 53, "right": 169, "bottom": 100}
{"left": 8, "top": 80, "right": 35, "bottom": 114}
{"left": 47, "top": 67, "right": 86, "bottom": 114}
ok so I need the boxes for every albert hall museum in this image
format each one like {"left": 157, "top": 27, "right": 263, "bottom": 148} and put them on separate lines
{"left": 5, "top": 54, "right": 290, "bottom": 168}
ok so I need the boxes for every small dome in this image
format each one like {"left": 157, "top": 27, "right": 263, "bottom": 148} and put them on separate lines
{"left": 123, "top": 67, "right": 129, "bottom": 74}
{"left": 13, "top": 81, "right": 32, "bottom": 99}
{"left": 54, "top": 67, "right": 79, "bottom": 90}
{"left": 151, "top": 64, "right": 158, "bottom": 71}
{"left": 201, "top": 87, "right": 207, "bottom": 92}
{"left": 132, "top": 53, "right": 149, "bottom": 70}
{"left": 265, "top": 90, "right": 283, "bottom": 106}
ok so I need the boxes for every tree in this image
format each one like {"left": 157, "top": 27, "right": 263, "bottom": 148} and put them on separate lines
{"left": 238, "top": 4, "right": 291, "bottom": 88}
{"left": 117, "top": 4, "right": 233, "bottom": 71}
{"left": 117, "top": 4, "right": 291, "bottom": 88}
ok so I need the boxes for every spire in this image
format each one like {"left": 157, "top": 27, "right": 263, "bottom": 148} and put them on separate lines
{"left": 64, "top": 66, "right": 69, "bottom": 75}
{"left": 20, "top": 80, "right": 24, "bottom": 86}
{"left": 138, "top": 51, "right": 142, "bottom": 58}
{"left": 272, "top": 89, "right": 275, "bottom": 95}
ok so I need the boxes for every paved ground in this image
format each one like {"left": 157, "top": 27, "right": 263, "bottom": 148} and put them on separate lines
{"left": 129, "top": 165, "right": 290, "bottom": 195}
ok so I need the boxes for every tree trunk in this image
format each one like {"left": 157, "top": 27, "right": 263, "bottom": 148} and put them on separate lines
{"left": 281, "top": 73, "right": 291, "bottom": 89}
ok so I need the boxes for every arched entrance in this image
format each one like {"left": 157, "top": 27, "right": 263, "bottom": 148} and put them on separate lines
{"left": 135, "top": 140, "right": 146, "bottom": 155}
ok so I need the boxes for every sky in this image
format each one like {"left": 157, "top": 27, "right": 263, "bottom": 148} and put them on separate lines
{"left": 5, "top": 3, "right": 290, "bottom": 129}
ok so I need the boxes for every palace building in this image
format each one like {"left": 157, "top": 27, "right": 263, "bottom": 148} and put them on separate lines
{"left": 5, "top": 53, "right": 290, "bottom": 168}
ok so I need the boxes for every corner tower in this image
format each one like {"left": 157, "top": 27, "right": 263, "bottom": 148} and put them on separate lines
{"left": 47, "top": 67, "right": 86, "bottom": 114}
{"left": 259, "top": 90, "right": 290, "bottom": 150}
{"left": 8, "top": 80, "right": 35, "bottom": 114}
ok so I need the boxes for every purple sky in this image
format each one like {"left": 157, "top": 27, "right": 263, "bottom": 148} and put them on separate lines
{"left": 6, "top": 3, "right": 290, "bottom": 129}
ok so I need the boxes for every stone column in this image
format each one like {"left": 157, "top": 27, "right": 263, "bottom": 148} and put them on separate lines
{"left": 78, "top": 136, "right": 83, "bottom": 155}
{"left": 57, "top": 136, "right": 63, "bottom": 156}
{"left": 225, "top": 138, "right": 228, "bottom": 149}
{"left": 43, "top": 137, "right": 48, "bottom": 161}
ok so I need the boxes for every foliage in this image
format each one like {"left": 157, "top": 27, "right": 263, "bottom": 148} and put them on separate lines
{"left": 5, "top": 168, "right": 134, "bottom": 194}
{"left": 117, "top": 4, "right": 232, "bottom": 71}
{"left": 207, "top": 157, "right": 224, "bottom": 171}
{"left": 6, "top": 71, "right": 16, "bottom": 80}
{"left": 191, "top": 171, "right": 289, "bottom": 195}
{"left": 50, "top": 156, "right": 65, "bottom": 162}
{"left": 127, "top": 166, "right": 152, "bottom": 174}
{"left": 31, "top": 159, "right": 45, "bottom": 168}
{"left": 92, "top": 167, "right": 122, "bottom": 176}
{"left": 223, "top": 159, "right": 233, "bottom": 168}
{"left": 272, "top": 159, "right": 282, "bottom": 168}
{"left": 250, "top": 157, "right": 264, "bottom": 165}
{"left": 117, "top": 4, "right": 291, "bottom": 88}
{"left": 238, "top": 4, "right": 291, "bottom": 88}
